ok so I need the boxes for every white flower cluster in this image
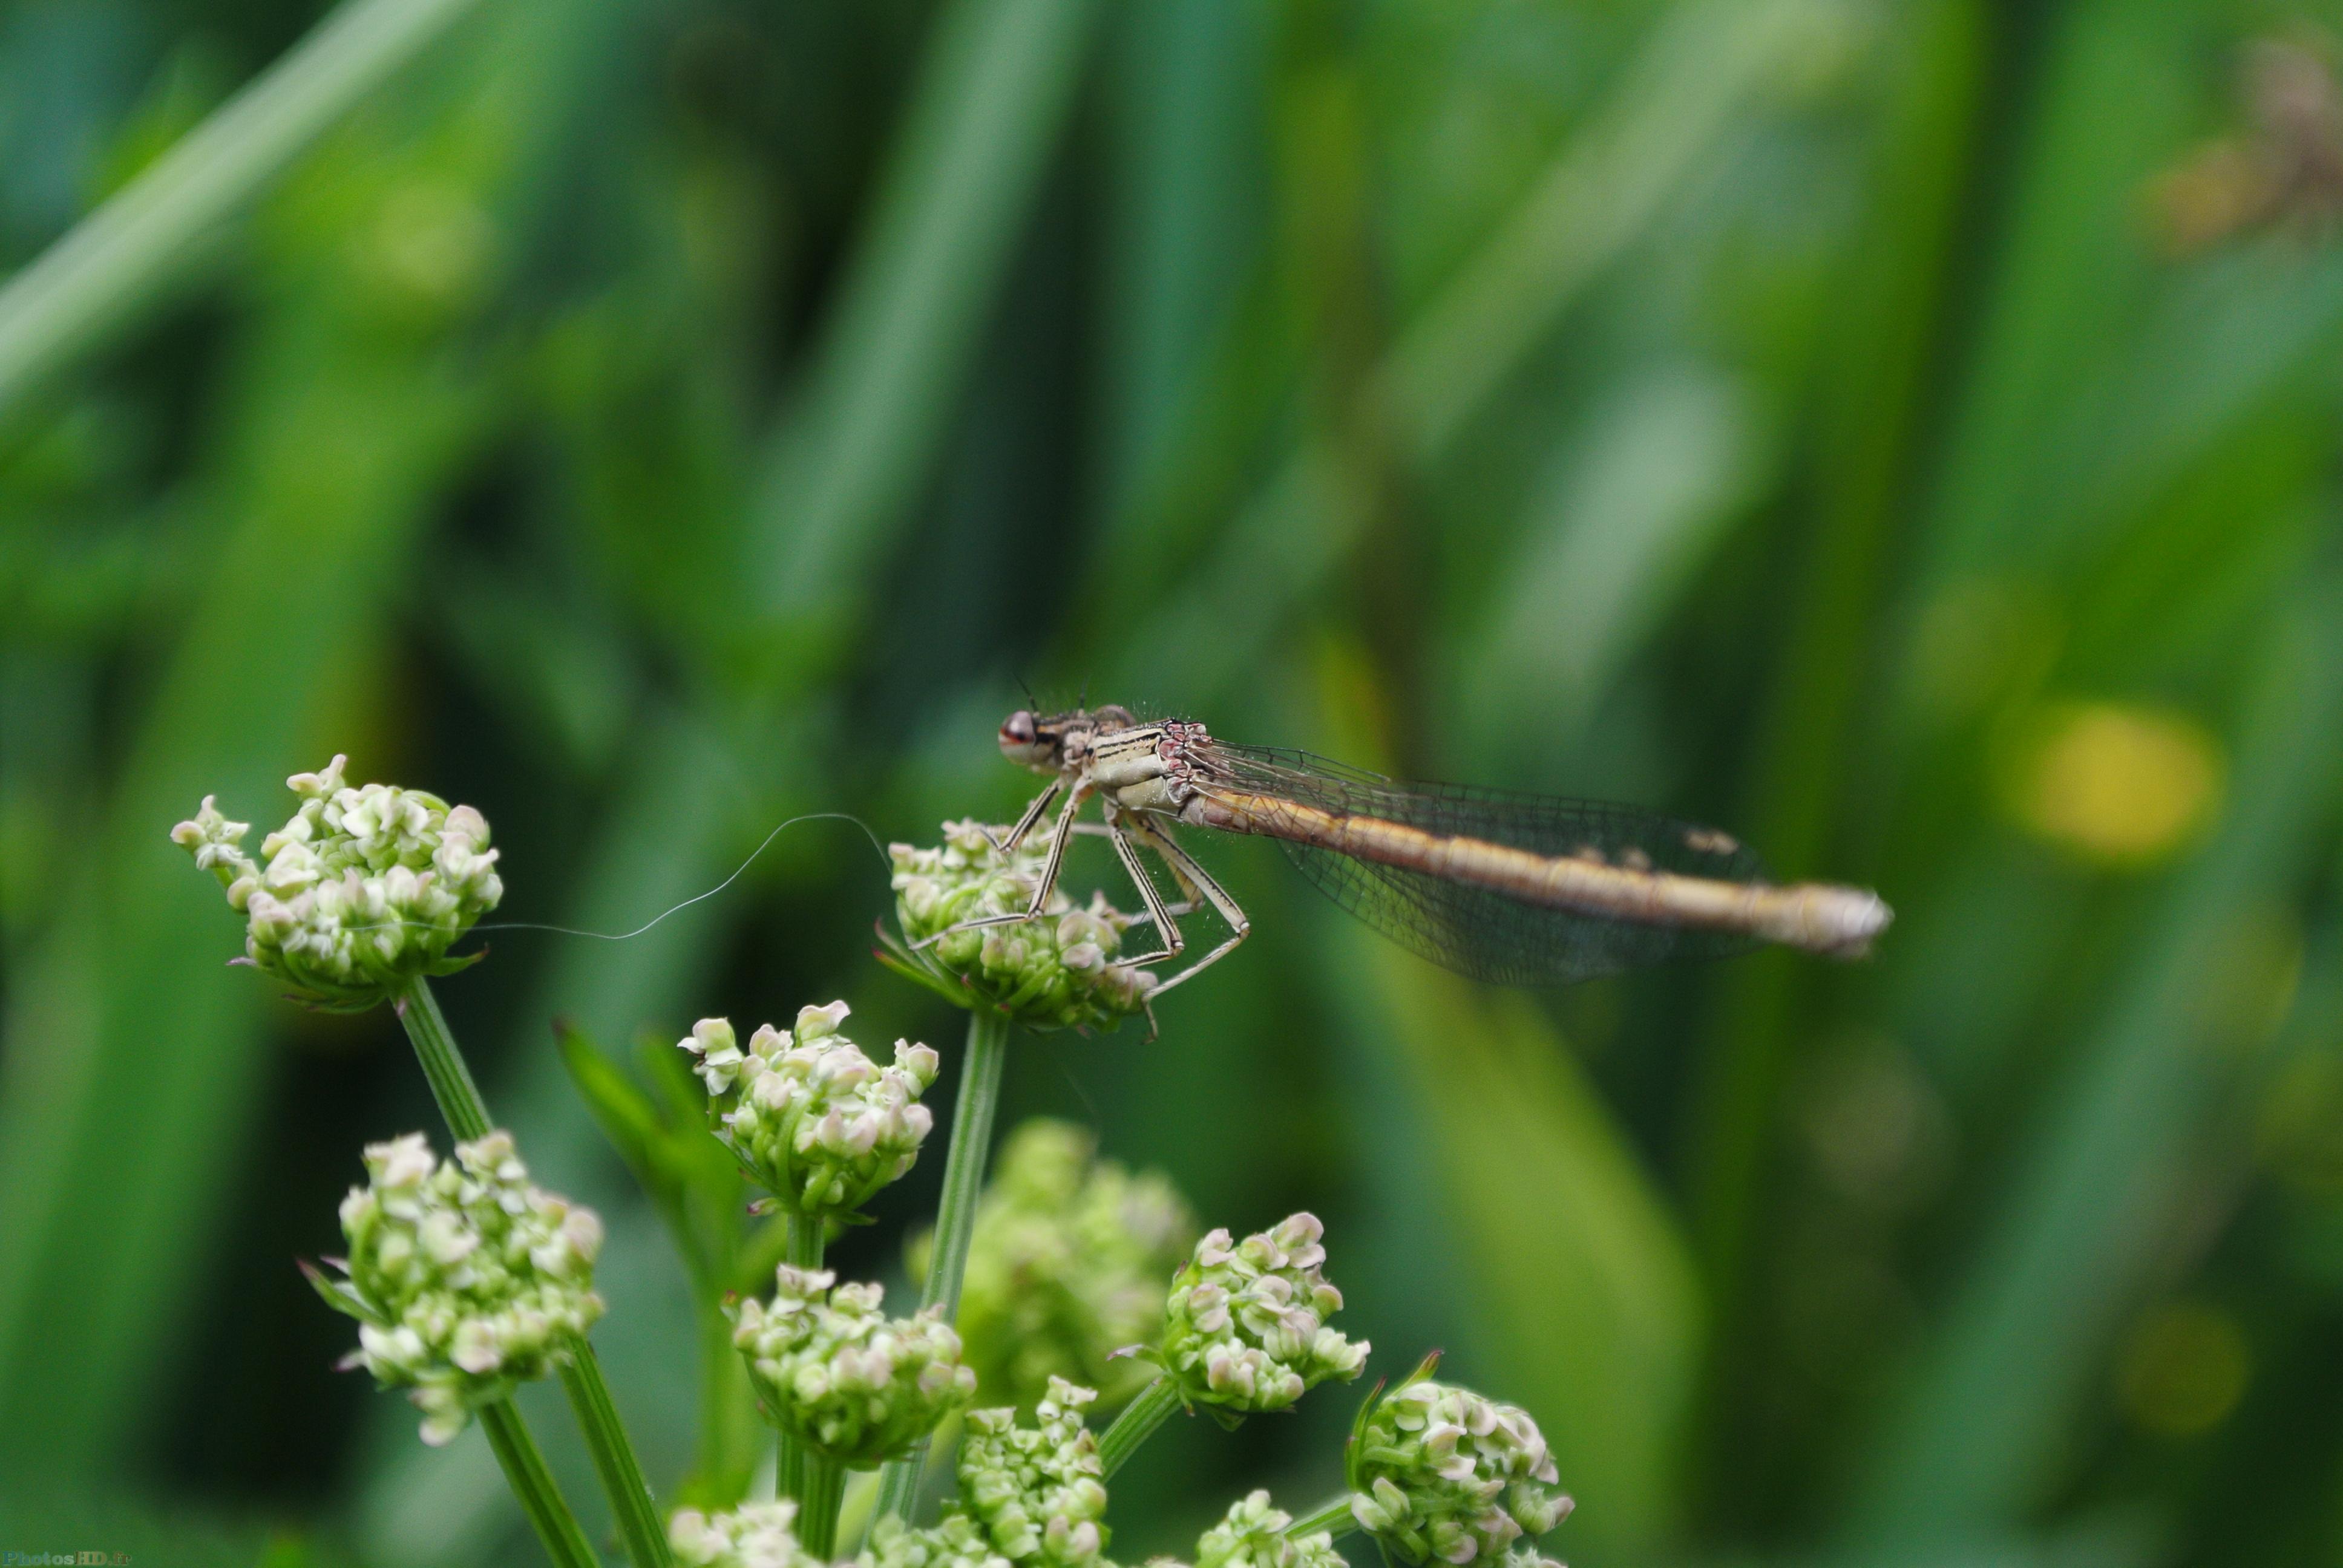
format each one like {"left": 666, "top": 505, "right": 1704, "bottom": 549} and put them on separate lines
{"left": 172, "top": 755, "right": 503, "bottom": 1008}
{"left": 315, "top": 1131, "right": 603, "bottom": 1446}
{"left": 1348, "top": 1379, "right": 1573, "bottom": 1567}
{"left": 954, "top": 1378, "right": 1112, "bottom": 1568}
{"left": 733, "top": 1266, "right": 976, "bottom": 1466}
{"left": 932, "top": 1118, "right": 1194, "bottom": 1411}
{"left": 1193, "top": 1491, "right": 1346, "bottom": 1568}
{"left": 889, "top": 821, "right": 1153, "bottom": 1031}
{"left": 680, "top": 1003, "right": 939, "bottom": 1218}
{"left": 1149, "top": 1214, "right": 1368, "bottom": 1414}
{"left": 669, "top": 1500, "right": 822, "bottom": 1568}
{"left": 860, "top": 1514, "right": 1014, "bottom": 1568}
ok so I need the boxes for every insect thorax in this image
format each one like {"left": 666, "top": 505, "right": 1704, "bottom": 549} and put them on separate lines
{"left": 1084, "top": 719, "right": 1216, "bottom": 812}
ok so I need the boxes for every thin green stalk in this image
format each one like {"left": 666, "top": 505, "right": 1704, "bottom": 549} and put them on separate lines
{"left": 1283, "top": 1495, "right": 1359, "bottom": 1541}
{"left": 776, "top": 1214, "right": 827, "bottom": 1512}
{"left": 873, "top": 1007, "right": 1011, "bottom": 1526}
{"left": 1095, "top": 1374, "right": 1181, "bottom": 1479}
{"left": 391, "top": 978, "right": 670, "bottom": 1568}
{"left": 563, "top": 1344, "right": 677, "bottom": 1568}
{"left": 836, "top": 1470, "right": 882, "bottom": 1556}
{"left": 393, "top": 978, "right": 493, "bottom": 1140}
{"left": 798, "top": 1451, "right": 848, "bottom": 1559}
{"left": 479, "top": 1400, "right": 603, "bottom": 1568}
{"left": 0, "top": 0, "right": 487, "bottom": 422}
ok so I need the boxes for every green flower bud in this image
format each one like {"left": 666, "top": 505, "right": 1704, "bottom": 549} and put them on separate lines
{"left": 733, "top": 1266, "right": 976, "bottom": 1466}
{"left": 1148, "top": 1214, "right": 1368, "bottom": 1415}
{"left": 1194, "top": 1491, "right": 1346, "bottom": 1568}
{"left": 917, "top": 1119, "right": 1194, "bottom": 1412}
{"left": 680, "top": 1004, "right": 940, "bottom": 1218}
{"left": 954, "top": 1377, "right": 1111, "bottom": 1568}
{"left": 885, "top": 821, "right": 1153, "bottom": 1031}
{"left": 172, "top": 756, "right": 503, "bottom": 1010}
{"left": 669, "top": 1500, "right": 822, "bottom": 1568}
{"left": 1346, "top": 1375, "right": 1572, "bottom": 1567}
{"left": 859, "top": 1514, "right": 1013, "bottom": 1568}
{"left": 309, "top": 1131, "right": 603, "bottom": 1446}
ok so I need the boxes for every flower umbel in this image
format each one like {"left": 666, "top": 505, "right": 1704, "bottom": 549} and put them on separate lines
{"left": 309, "top": 1130, "right": 604, "bottom": 1446}
{"left": 1149, "top": 1213, "right": 1368, "bottom": 1416}
{"left": 732, "top": 1266, "right": 976, "bottom": 1466}
{"left": 884, "top": 820, "right": 1153, "bottom": 1031}
{"left": 669, "top": 1500, "right": 821, "bottom": 1568}
{"left": 172, "top": 755, "right": 503, "bottom": 1009}
{"left": 1194, "top": 1491, "right": 1346, "bottom": 1568}
{"left": 859, "top": 1514, "right": 1014, "bottom": 1568}
{"left": 1346, "top": 1370, "right": 1573, "bottom": 1567}
{"left": 680, "top": 1004, "right": 940, "bottom": 1218}
{"left": 954, "top": 1378, "right": 1112, "bottom": 1568}
{"left": 920, "top": 1117, "right": 1195, "bottom": 1411}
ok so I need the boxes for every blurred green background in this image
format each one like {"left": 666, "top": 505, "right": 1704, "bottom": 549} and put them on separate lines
{"left": 6, "top": 0, "right": 2343, "bottom": 1563}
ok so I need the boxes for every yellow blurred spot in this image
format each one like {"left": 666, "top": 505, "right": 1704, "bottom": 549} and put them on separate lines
{"left": 2116, "top": 1301, "right": 2250, "bottom": 1437}
{"left": 2005, "top": 702, "right": 2223, "bottom": 866}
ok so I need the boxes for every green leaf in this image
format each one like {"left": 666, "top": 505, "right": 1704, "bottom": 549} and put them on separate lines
{"left": 299, "top": 1258, "right": 387, "bottom": 1328}
{"left": 0, "top": 0, "right": 491, "bottom": 422}
{"left": 554, "top": 1020, "right": 670, "bottom": 1191}
{"left": 1331, "top": 928, "right": 1702, "bottom": 1557}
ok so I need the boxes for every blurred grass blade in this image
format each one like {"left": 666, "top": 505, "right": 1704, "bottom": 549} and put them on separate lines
{"left": 0, "top": 0, "right": 603, "bottom": 1478}
{"left": 1458, "top": 362, "right": 1757, "bottom": 739}
{"left": 752, "top": 0, "right": 1096, "bottom": 642}
{"left": 1105, "top": 0, "right": 1833, "bottom": 701}
{"left": 1846, "top": 566, "right": 2343, "bottom": 1543}
{"left": 1381, "top": 0, "right": 1838, "bottom": 461}
{"left": 1917, "top": 0, "right": 2198, "bottom": 578}
{"left": 1330, "top": 927, "right": 1703, "bottom": 1557}
{"left": 1098, "top": 0, "right": 1265, "bottom": 516}
{"left": 0, "top": 0, "right": 486, "bottom": 423}
{"left": 0, "top": 356, "right": 486, "bottom": 1466}
{"left": 1682, "top": 0, "right": 1988, "bottom": 1472}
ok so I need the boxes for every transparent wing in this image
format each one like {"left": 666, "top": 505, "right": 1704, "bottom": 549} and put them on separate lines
{"left": 1204, "top": 744, "right": 1769, "bottom": 985}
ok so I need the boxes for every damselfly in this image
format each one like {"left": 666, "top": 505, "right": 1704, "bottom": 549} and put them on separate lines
{"left": 919, "top": 704, "right": 1892, "bottom": 997}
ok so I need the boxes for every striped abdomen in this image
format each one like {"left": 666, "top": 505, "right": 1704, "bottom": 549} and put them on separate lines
{"left": 1183, "top": 787, "right": 1890, "bottom": 958}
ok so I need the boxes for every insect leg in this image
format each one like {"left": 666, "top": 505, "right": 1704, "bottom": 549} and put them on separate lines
{"left": 1121, "top": 816, "right": 1250, "bottom": 996}
{"left": 986, "top": 777, "right": 1064, "bottom": 857}
{"left": 1102, "top": 811, "right": 1184, "bottom": 967}
{"left": 1025, "top": 780, "right": 1091, "bottom": 918}
{"left": 913, "top": 781, "right": 1089, "bottom": 949}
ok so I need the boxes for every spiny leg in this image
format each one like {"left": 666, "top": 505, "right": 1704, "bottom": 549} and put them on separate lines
{"left": 1102, "top": 811, "right": 1185, "bottom": 967}
{"left": 987, "top": 777, "right": 1064, "bottom": 857}
{"left": 1122, "top": 815, "right": 1250, "bottom": 996}
{"left": 1026, "top": 779, "right": 1090, "bottom": 917}
{"left": 914, "top": 779, "right": 1090, "bottom": 949}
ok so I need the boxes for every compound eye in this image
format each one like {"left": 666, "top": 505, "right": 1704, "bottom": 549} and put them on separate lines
{"left": 1001, "top": 710, "right": 1037, "bottom": 745}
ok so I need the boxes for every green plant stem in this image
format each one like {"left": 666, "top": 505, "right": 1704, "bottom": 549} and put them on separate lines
{"left": 479, "top": 1400, "right": 604, "bottom": 1568}
{"left": 1283, "top": 1494, "right": 1360, "bottom": 1541}
{"left": 393, "top": 977, "right": 494, "bottom": 1140}
{"left": 0, "top": 0, "right": 487, "bottom": 422}
{"left": 776, "top": 1213, "right": 827, "bottom": 1512}
{"left": 798, "top": 1451, "right": 848, "bottom": 1559}
{"left": 391, "top": 978, "right": 670, "bottom": 1568}
{"left": 872, "top": 1007, "right": 1011, "bottom": 1526}
{"left": 1095, "top": 1374, "right": 1181, "bottom": 1479}
{"left": 563, "top": 1344, "right": 677, "bottom": 1568}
